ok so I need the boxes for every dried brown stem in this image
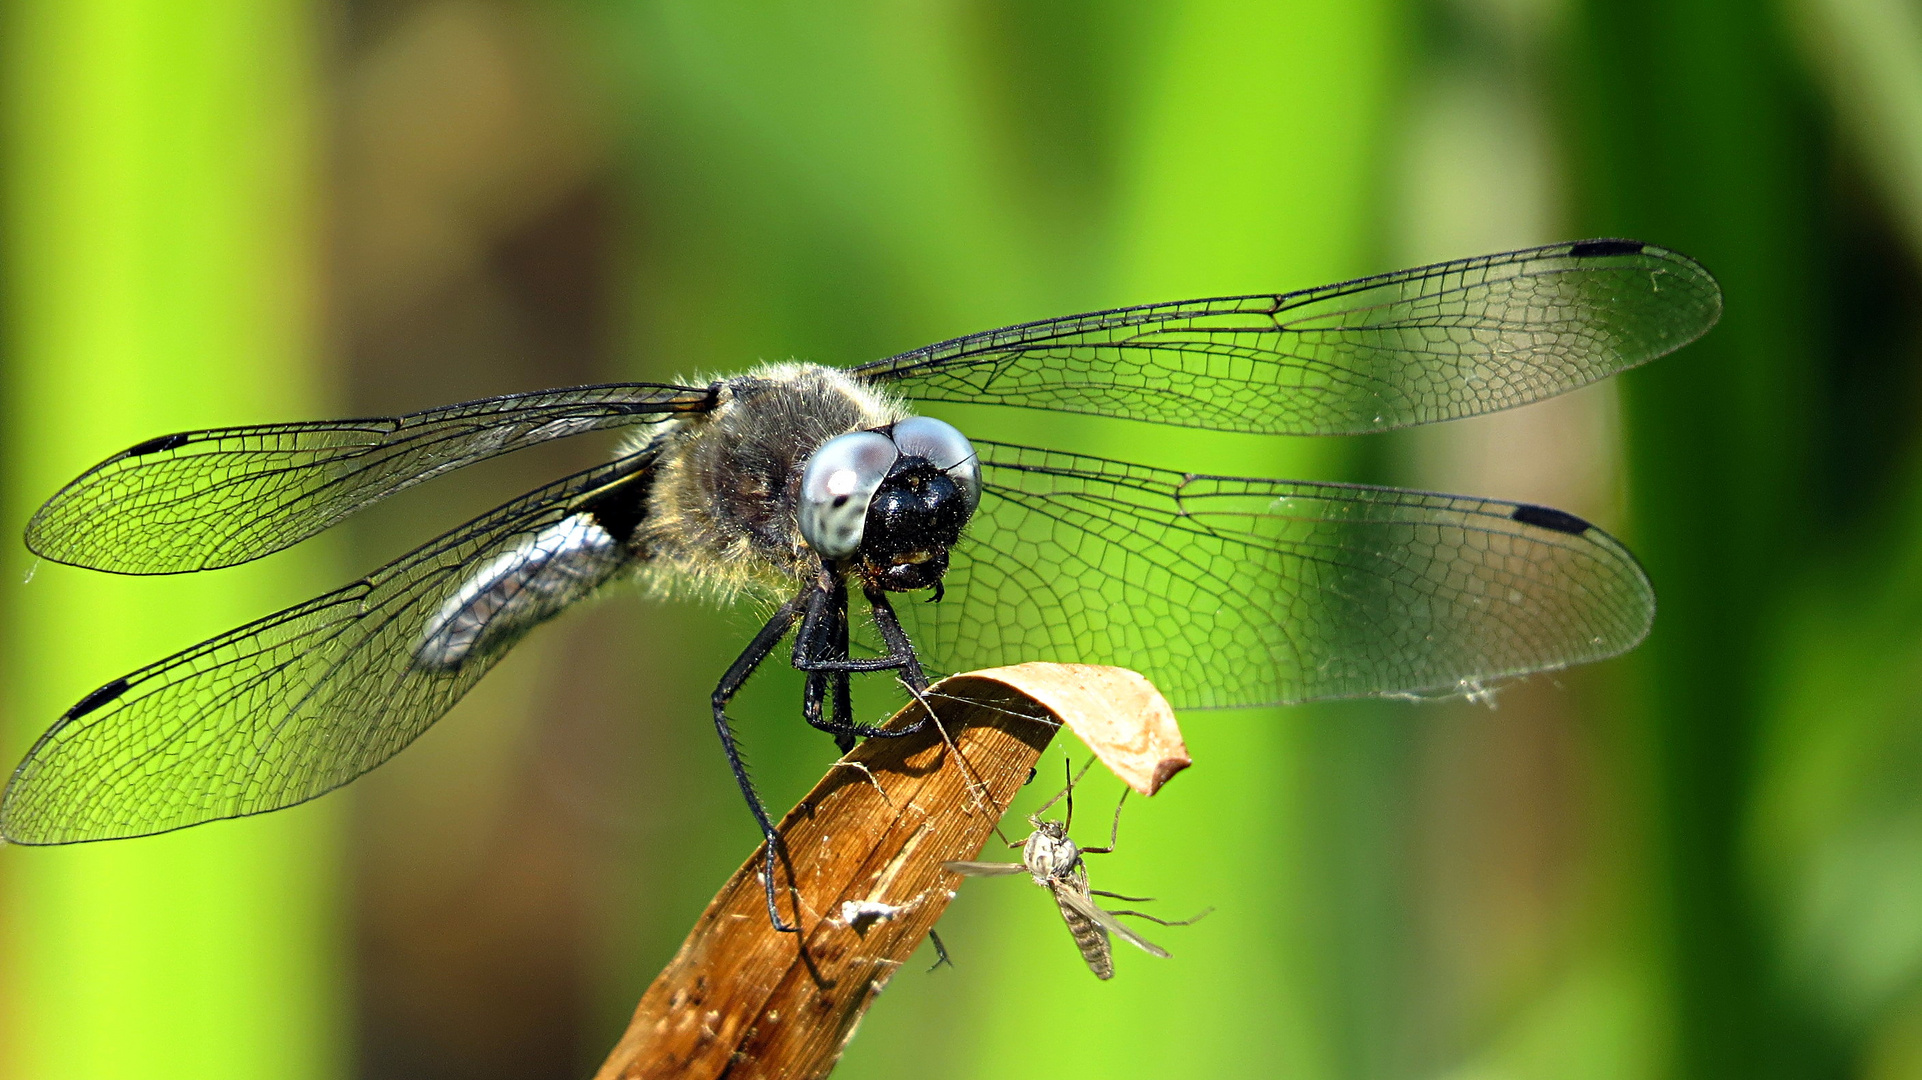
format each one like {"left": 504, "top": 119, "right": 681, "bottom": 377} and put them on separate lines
{"left": 593, "top": 663, "right": 1182, "bottom": 1080}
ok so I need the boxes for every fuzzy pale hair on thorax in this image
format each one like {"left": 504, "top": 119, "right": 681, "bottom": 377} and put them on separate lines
{"left": 617, "top": 361, "right": 908, "bottom": 610}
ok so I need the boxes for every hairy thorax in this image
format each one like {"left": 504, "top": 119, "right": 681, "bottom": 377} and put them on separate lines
{"left": 628, "top": 363, "right": 906, "bottom": 603}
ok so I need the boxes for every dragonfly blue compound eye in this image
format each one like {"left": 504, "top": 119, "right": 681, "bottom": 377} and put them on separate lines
{"left": 798, "top": 430, "right": 897, "bottom": 559}
{"left": 889, "top": 416, "right": 980, "bottom": 514}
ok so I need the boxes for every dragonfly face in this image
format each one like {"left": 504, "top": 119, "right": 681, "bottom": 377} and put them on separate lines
{"left": 0, "top": 239, "right": 1723, "bottom": 931}
{"left": 799, "top": 415, "right": 981, "bottom": 594}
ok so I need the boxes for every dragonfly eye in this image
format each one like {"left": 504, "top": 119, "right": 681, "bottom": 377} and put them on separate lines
{"left": 799, "top": 430, "right": 897, "bottom": 559}
{"left": 889, "top": 416, "right": 980, "bottom": 513}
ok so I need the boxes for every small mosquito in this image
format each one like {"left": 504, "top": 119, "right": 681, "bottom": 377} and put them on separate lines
{"left": 945, "top": 759, "right": 1209, "bottom": 980}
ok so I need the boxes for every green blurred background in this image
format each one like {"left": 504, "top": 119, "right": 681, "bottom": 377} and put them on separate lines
{"left": 4, "top": 0, "right": 1922, "bottom": 1077}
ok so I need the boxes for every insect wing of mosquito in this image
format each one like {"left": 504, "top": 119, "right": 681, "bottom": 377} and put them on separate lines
{"left": 1049, "top": 878, "right": 1118, "bottom": 980}
{"left": 942, "top": 860, "right": 1028, "bottom": 877}
{"left": 1054, "top": 883, "right": 1173, "bottom": 960}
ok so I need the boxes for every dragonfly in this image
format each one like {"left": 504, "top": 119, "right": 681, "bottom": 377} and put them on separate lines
{"left": 0, "top": 239, "right": 1720, "bottom": 930}
{"left": 945, "top": 758, "right": 1209, "bottom": 979}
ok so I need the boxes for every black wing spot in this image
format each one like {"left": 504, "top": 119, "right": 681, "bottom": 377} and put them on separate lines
{"left": 1511, "top": 504, "right": 1592, "bottom": 535}
{"left": 1569, "top": 239, "right": 1645, "bottom": 259}
{"left": 126, "top": 433, "right": 192, "bottom": 456}
{"left": 66, "top": 678, "right": 131, "bottom": 720}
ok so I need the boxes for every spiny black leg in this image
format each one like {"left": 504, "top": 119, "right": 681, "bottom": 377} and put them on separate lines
{"left": 830, "top": 584, "right": 854, "bottom": 754}
{"left": 791, "top": 579, "right": 932, "bottom": 741}
{"left": 863, "top": 586, "right": 928, "bottom": 691}
{"left": 714, "top": 591, "right": 808, "bottom": 932}
{"left": 798, "top": 585, "right": 838, "bottom": 746}
{"left": 797, "top": 576, "right": 856, "bottom": 755}
{"left": 803, "top": 667, "right": 844, "bottom": 751}
{"left": 794, "top": 573, "right": 906, "bottom": 674}
{"left": 795, "top": 580, "right": 900, "bottom": 743}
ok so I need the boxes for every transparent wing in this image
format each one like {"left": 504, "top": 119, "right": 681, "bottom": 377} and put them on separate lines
{"left": 26, "top": 381, "right": 711, "bottom": 574}
{"left": 0, "top": 454, "right": 652, "bottom": 845}
{"left": 855, "top": 240, "right": 1719, "bottom": 435}
{"left": 896, "top": 442, "right": 1654, "bottom": 709}
{"left": 943, "top": 860, "right": 1029, "bottom": 877}
{"left": 1055, "top": 884, "right": 1170, "bottom": 959}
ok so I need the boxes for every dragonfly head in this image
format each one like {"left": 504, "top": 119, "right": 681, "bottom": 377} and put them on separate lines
{"left": 798, "top": 416, "right": 980, "bottom": 591}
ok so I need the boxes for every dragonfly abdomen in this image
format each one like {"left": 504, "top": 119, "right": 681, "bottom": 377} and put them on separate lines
{"left": 413, "top": 513, "right": 630, "bottom": 671}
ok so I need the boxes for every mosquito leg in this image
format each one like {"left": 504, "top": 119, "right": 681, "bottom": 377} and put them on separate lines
{"left": 1089, "top": 888, "right": 1156, "bottom": 903}
{"left": 1080, "top": 789, "right": 1131, "bottom": 855}
{"left": 714, "top": 591, "right": 808, "bottom": 932}
{"left": 868, "top": 585, "right": 1010, "bottom": 818}
{"left": 1063, "top": 756, "right": 1076, "bottom": 833}
{"left": 1031, "top": 756, "right": 1093, "bottom": 821}
{"left": 1106, "top": 906, "right": 1214, "bottom": 927}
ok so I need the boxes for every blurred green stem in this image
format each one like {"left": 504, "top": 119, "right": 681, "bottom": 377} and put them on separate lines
{"left": 1, "top": 2, "right": 344, "bottom": 1078}
{"left": 1568, "top": 1, "right": 1842, "bottom": 1077}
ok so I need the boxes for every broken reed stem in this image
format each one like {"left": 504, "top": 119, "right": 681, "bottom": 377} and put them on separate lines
{"left": 592, "top": 670, "right": 1065, "bottom": 1080}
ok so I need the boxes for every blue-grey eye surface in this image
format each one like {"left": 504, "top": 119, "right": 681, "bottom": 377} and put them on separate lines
{"left": 890, "top": 415, "right": 980, "bottom": 513}
{"left": 798, "top": 430, "right": 898, "bottom": 559}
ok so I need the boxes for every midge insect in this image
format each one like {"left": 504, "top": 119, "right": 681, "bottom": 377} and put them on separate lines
{"left": 944, "top": 759, "right": 1210, "bottom": 980}
{"left": 0, "top": 240, "right": 1720, "bottom": 930}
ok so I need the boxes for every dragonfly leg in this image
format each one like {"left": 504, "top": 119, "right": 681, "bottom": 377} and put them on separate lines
{"left": 791, "top": 578, "right": 911, "bottom": 675}
{"left": 791, "top": 579, "right": 931, "bottom": 741}
{"left": 797, "top": 578, "right": 860, "bottom": 753}
{"left": 714, "top": 590, "right": 808, "bottom": 932}
{"left": 862, "top": 586, "right": 928, "bottom": 691}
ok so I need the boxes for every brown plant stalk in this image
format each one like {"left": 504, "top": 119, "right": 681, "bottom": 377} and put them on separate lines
{"left": 594, "top": 663, "right": 1187, "bottom": 1080}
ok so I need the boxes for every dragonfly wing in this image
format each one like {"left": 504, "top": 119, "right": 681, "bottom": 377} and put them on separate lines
{"left": 27, "top": 382, "right": 710, "bottom": 574}
{"left": 1, "top": 453, "right": 654, "bottom": 844}
{"left": 856, "top": 240, "right": 1719, "bottom": 435}
{"left": 896, "top": 442, "right": 1654, "bottom": 709}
